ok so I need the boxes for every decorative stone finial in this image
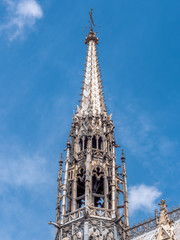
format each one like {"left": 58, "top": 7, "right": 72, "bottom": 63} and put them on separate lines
{"left": 67, "top": 136, "right": 71, "bottom": 148}
{"left": 159, "top": 199, "right": 168, "bottom": 210}
{"left": 59, "top": 153, "right": 63, "bottom": 165}
{"left": 157, "top": 199, "right": 169, "bottom": 226}
{"left": 121, "top": 149, "right": 125, "bottom": 162}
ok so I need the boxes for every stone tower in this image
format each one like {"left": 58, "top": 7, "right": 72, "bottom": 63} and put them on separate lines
{"left": 50, "top": 12, "right": 129, "bottom": 240}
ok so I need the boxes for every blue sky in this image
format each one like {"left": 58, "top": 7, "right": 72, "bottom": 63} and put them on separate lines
{"left": 0, "top": 0, "right": 180, "bottom": 239}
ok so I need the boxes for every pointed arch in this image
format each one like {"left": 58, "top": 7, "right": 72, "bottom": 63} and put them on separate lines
{"left": 92, "top": 166, "right": 105, "bottom": 208}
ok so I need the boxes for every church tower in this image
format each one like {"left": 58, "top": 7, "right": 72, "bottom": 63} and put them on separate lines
{"left": 50, "top": 11, "right": 129, "bottom": 240}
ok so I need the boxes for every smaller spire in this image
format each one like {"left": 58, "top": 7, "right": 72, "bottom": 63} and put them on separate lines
{"left": 56, "top": 153, "right": 64, "bottom": 224}
{"left": 121, "top": 149, "right": 125, "bottom": 162}
{"left": 157, "top": 199, "right": 170, "bottom": 227}
{"left": 59, "top": 152, "right": 63, "bottom": 165}
{"left": 121, "top": 148, "right": 129, "bottom": 227}
{"left": 58, "top": 153, "right": 63, "bottom": 182}
{"left": 67, "top": 136, "right": 71, "bottom": 148}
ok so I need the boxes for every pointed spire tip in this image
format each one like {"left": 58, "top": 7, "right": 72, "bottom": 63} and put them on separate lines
{"left": 85, "top": 9, "right": 99, "bottom": 44}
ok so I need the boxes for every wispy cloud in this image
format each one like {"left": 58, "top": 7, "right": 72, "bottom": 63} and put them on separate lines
{"left": 0, "top": 140, "right": 54, "bottom": 240}
{"left": 129, "top": 184, "right": 162, "bottom": 215}
{"left": 0, "top": 94, "right": 67, "bottom": 239}
{"left": 115, "top": 103, "right": 178, "bottom": 166}
{"left": 0, "top": 143, "right": 51, "bottom": 194}
{"left": 0, "top": 0, "right": 43, "bottom": 41}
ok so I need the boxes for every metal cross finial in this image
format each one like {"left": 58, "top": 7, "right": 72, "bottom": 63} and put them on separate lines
{"left": 89, "top": 8, "right": 95, "bottom": 31}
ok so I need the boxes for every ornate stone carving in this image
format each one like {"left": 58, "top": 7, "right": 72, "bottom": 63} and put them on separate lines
{"left": 89, "top": 228, "right": 101, "bottom": 240}
{"left": 73, "top": 231, "right": 82, "bottom": 240}
{"left": 77, "top": 151, "right": 86, "bottom": 160}
{"left": 92, "top": 166, "right": 104, "bottom": 180}
{"left": 156, "top": 200, "right": 176, "bottom": 240}
{"left": 93, "top": 150, "right": 103, "bottom": 158}
{"left": 106, "top": 231, "right": 113, "bottom": 240}
{"left": 77, "top": 167, "right": 85, "bottom": 182}
{"left": 51, "top": 12, "right": 130, "bottom": 240}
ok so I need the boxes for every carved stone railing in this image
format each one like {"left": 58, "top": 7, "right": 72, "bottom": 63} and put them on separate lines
{"left": 126, "top": 218, "right": 157, "bottom": 239}
{"left": 64, "top": 207, "right": 85, "bottom": 223}
{"left": 126, "top": 206, "right": 180, "bottom": 239}
{"left": 169, "top": 206, "right": 180, "bottom": 221}
{"left": 88, "top": 205, "right": 112, "bottom": 219}
{"left": 64, "top": 205, "right": 113, "bottom": 224}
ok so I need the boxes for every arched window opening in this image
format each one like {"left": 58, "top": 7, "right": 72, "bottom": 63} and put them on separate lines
{"left": 92, "top": 167, "right": 105, "bottom": 208}
{"left": 79, "top": 137, "right": 88, "bottom": 151}
{"left": 77, "top": 168, "right": 85, "bottom": 209}
{"left": 79, "top": 138, "right": 83, "bottom": 151}
{"left": 98, "top": 136, "right": 103, "bottom": 150}
{"left": 84, "top": 136, "right": 88, "bottom": 150}
{"left": 108, "top": 180, "right": 112, "bottom": 209}
{"left": 92, "top": 136, "right": 96, "bottom": 149}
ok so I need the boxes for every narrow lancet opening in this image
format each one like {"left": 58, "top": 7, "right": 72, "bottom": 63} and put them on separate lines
{"left": 84, "top": 136, "right": 88, "bottom": 150}
{"left": 92, "top": 136, "right": 96, "bottom": 149}
{"left": 79, "top": 136, "right": 88, "bottom": 151}
{"left": 108, "top": 180, "right": 112, "bottom": 209}
{"left": 76, "top": 168, "right": 85, "bottom": 209}
{"left": 79, "top": 138, "right": 83, "bottom": 151}
{"left": 98, "top": 136, "right": 103, "bottom": 150}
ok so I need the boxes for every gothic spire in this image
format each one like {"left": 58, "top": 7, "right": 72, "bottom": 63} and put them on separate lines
{"left": 56, "top": 153, "right": 63, "bottom": 224}
{"left": 78, "top": 10, "right": 106, "bottom": 116}
{"left": 121, "top": 149, "right": 129, "bottom": 227}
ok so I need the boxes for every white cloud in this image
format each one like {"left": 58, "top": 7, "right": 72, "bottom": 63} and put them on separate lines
{"left": 0, "top": 143, "right": 51, "bottom": 193}
{"left": 0, "top": 154, "right": 48, "bottom": 187}
{"left": 0, "top": 0, "right": 43, "bottom": 40}
{"left": 17, "top": 0, "right": 43, "bottom": 18}
{"left": 129, "top": 184, "right": 162, "bottom": 215}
